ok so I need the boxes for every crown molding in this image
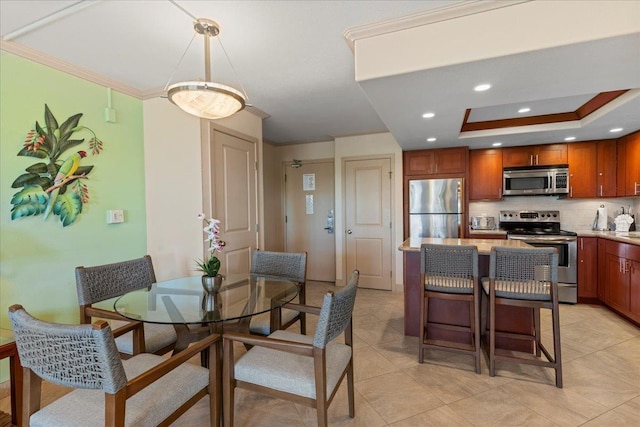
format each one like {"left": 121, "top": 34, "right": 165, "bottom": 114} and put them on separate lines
{"left": 342, "top": 0, "right": 531, "bottom": 52}
{"left": 1, "top": 39, "right": 143, "bottom": 99}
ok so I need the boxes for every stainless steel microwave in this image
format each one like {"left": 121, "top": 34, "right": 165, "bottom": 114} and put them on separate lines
{"left": 503, "top": 165, "right": 569, "bottom": 196}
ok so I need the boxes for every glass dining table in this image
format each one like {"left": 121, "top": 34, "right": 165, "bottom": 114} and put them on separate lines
{"left": 97, "top": 272, "right": 301, "bottom": 352}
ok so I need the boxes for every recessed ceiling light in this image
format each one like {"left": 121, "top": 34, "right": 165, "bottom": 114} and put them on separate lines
{"left": 474, "top": 83, "right": 491, "bottom": 92}
{"left": 609, "top": 127, "right": 624, "bottom": 133}
{"left": 518, "top": 107, "right": 531, "bottom": 113}
{"left": 564, "top": 136, "right": 576, "bottom": 141}
{"left": 422, "top": 112, "right": 435, "bottom": 119}
{"left": 426, "top": 137, "right": 436, "bottom": 142}
{"left": 492, "top": 142, "right": 502, "bottom": 147}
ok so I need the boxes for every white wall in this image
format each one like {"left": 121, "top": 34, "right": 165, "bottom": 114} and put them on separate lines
{"left": 143, "top": 98, "right": 262, "bottom": 280}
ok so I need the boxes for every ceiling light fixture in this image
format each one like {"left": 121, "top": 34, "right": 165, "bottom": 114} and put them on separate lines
{"left": 609, "top": 127, "right": 624, "bottom": 133}
{"left": 518, "top": 107, "right": 531, "bottom": 113}
{"left": 426, "top": 137, "right": 436, "bottom": 142}
{"left": 474, "top": 83, "right": 491, "bottom": 92}
{"left": 422, "top": 112, "right": 435, "bottom": 119}
{"left": 166, "top": 18, "right": 247, "bottom": 120}
{"left": 492, "top": 142, "right": 502, "bottom": 147}
{"left": 564, "top": 136, "right": 576, "bottom": 141}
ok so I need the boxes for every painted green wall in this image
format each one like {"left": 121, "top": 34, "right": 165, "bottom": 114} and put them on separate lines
{"left": 0, "top": 53, "right": 147, "bottom": 380}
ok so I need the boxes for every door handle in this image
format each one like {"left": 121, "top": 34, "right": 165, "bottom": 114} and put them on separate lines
{"left": 346, "top": 229, "right": 353, "bottom": 234}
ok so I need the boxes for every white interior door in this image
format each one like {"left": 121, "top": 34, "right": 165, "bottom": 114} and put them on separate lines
{"left": 345, "top": 157, "right": 392, "bottom": 290}
{"left": 284, "top": 160, "right": 335, "bottom": 282}
{"left": 208, "top": 128, "right": 257, "bottom": 276}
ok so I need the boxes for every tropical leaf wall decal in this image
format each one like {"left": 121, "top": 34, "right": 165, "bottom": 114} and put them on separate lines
{"left": 10, "top": 104, "right": 105, "bottom": 227}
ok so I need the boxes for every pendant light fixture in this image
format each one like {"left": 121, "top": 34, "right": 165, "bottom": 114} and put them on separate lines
{"left": 167, "top": 18, "right": 247, "bottom": 120}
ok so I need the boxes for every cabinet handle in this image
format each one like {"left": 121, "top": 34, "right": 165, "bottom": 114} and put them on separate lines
{"left": 635, "top": 182, "right": 639, "bottom": 195}
{"left": 620, "top": 259, "right": 624, "bottom": 273}
{"left": 600, "top": 185, "right": 603, "bottom": 197}
{"left": 535, "top": 155, "right": 539, "bottom": 165}
{"left": 570, "top": 187, "right": 573, "bottom": 198}
{"left": 530, "top": 155, "right": 534, "bottom": 166}
{"left": 580, "top": 239, "right": 583, "bottom": 250}
{"left": 498, "top": 187, "right": 502, "bottom": 198}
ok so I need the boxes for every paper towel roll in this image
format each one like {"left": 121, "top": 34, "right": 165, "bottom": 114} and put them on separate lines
{"left": 597, "top": 206, "right": 608, "bottom": 230}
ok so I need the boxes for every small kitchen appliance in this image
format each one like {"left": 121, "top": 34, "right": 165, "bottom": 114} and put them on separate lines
{"left": 471, "top": 216, "right": 496, "bottom": 230}
{"left": 500, "top": 210, "right": 577, "bottom": 303}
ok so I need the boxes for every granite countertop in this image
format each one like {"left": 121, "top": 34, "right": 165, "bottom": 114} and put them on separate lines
{"left": 573, "top": 230, "right": 640, "bottom": 245}
{"left": 398, "top": 237, "right": 531, "bottom": 254}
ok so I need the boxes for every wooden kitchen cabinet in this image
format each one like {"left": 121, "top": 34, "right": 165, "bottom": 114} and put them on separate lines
{"left": 403, "top": 147, "right": 468, "bottom": 176}
{"left": 469, "top": 149, "right": 503, "bottom": 200}
{"left": 568, "top": 142, "right": 597, "bottom": 198}
{"left": 597, "top": 139, "right": 617, "bottom": 197}
{"left": 617, "top": 130, "right": 640, "bottom": 196}
{"left": 600, "top": 239, "right": 640, "bottom": 324}
{"left": 577, "top": 237, "right": 598, "bottom": 301}
{"left": 502, "top": 143, "right": 567, "bottom": 167}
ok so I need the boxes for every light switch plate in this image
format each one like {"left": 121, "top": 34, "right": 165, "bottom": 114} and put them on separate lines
{"left": 106, "top": 209, "right": 124, "bottom": 224}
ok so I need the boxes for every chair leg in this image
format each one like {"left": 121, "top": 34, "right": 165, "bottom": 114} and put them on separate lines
{"left": 489, "top": 287, "right": 496, "bottom": 377}
{"left": 473, "top": 291, "right": 481, "bottom": 374}
{"left": 552, "top": 302, "right": 563, "bottom": 388}
{"left": 347, "top": 360, "right": 355, "bottom": 418}
{"left": 419, "top": 291, "right": 427, "bottom": 363}
{"left": 534, "top": 308, "right": 541, "bottom": 357}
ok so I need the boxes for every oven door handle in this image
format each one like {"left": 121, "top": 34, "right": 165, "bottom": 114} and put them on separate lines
{"left": 508, "top": 235, "right": 577, "bottom": 243}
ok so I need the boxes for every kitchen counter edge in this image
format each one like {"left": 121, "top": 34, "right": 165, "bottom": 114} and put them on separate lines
{"left": 573, "top": 230, "right": 640, "bottom": 245}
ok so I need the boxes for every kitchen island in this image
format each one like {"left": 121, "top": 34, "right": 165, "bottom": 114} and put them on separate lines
{"left": 399, "top": 237, "right": 534, "bottom": 352}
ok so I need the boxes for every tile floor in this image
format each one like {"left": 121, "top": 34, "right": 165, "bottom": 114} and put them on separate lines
{"left": 1, "top": 281, "right": 639, "bottom": 426}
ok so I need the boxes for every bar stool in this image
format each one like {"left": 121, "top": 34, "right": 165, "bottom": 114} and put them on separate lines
{"left": 419, "top": 244, "right": 481, "bottom": 374}
{"left": 482, "top": 246, "right": 562, "bottom": 388}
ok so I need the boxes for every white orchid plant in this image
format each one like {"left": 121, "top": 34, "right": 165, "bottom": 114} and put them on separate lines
{"left": 196, "top": 213, "right": 224, "bottom": 276}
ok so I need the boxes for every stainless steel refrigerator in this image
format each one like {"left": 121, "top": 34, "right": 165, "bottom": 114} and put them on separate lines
{"left": 409, "top": 178, "right": 464, "bottom": 238}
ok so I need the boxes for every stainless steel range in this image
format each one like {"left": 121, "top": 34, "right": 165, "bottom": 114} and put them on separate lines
{"left": 500, "top": 210, "right": 577, "bottom": 303}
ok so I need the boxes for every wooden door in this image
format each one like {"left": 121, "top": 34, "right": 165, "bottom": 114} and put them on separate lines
{"left": 624, "top": 132, "right": 640, "bottom": 196}
{"left": 207, "top": 128, "right": 257, "bottom": 276}
{"left": 469, "top": 149, "right": 502, "bottom": 200}
{"left": 536, "top": 143, "right": 568, "bottom": 165}
{"left": 435, "top": 147, "right": 467, "bottom": 175}
{"left": 502, "top": 146, "right": 534, "bottom": 167}
{"left": 597, "top": 140, "right": 617, "bottom": 197}
{"left": 568, "top": 142, "right": 596, "bottom": 198}
{"left": 345, "top": 158, "right": 392, "bottom": 290}
{"left": 604, "top": 252, "right": 629, "bottom": 313}
{"left": 577, "top": 237, "right": 598, "bottom": 299}
{"left": 284, "top": 160, "right": 335, "bottom": 282}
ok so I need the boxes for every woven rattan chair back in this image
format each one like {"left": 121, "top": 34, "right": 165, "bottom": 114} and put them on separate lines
{"left": 75, "top": 255, "right": 156, "bottom": 305}
{"left": 313, "top": 270, "right": 359, "bottom": 348}
{"left": 9, "top": 305, "right": 126, "bottom": 393}
{"left": 421, "top": 244, "right": 478, "bottom": 293}
{"left": 489, "top": 246, "right": 558, "bottom": 300}
{"left": 250, "top": 250, "right": 307, "bottom": 283}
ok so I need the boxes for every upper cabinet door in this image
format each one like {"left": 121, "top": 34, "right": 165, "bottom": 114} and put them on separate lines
{"left": 597, "top": 140, "right": 617, "bottom": 197}
{"left": 403, "top": 147, "right": 467, "bottom": 176}
{"left": 537, "top": 144, "right": 568, "bottom": 166}
{"left": 568, "top": 142, "right": 597, "bottom": 198}
{"left": 469, "top": 149, "right": 502, "bottom": 200}
{"left": 618, "top": 131, "right": 640, "bottom": 196}
{"left": 503, "top": 144, "right": 568, "bottom": 167}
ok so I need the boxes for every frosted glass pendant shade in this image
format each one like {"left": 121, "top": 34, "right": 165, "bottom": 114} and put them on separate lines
{"left": 168, "top": 81, "right": 245, "bottom": 120}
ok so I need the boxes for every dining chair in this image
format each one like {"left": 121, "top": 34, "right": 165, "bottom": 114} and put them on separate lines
{"left": 8, "top": 304, "right": 220, "bottom": 427}
{"left": 248, "top": 250, "right": 307, "bottom": 335}
{"left": 482, "top": 246, "right": 563, "bottom": 387}
{"left": 75, "top": 255, "right": 177, "bottom": 358}
{"left": 223, "top": 270, "right": 359, "bottom": 427}
{"left": 419, "top": 244, "right": 481, "bottom": 373}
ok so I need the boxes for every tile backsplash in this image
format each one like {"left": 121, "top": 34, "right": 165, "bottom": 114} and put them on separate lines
{"left": 470, "top": 196, "right": 640, "bottom": 231}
